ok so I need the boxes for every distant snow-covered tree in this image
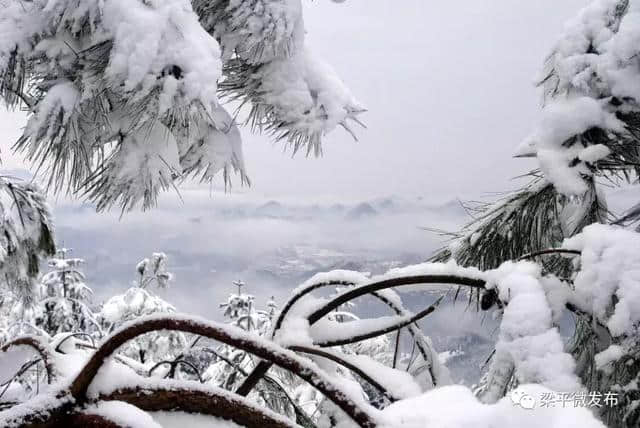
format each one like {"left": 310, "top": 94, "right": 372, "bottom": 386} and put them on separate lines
{"left": 99, "top": 252, "right": 185, "bottom": 364}
{"left": 35, "top": 247, "right": 99, "bottom": 337}
{"left": 210, "top": 281, "right": 277, "bottom": 385}
{"left": 0, "top": 0, "right": 363, "bottom": 211}
{"left": 136, "top": 252, "right": 173, "bottom": 290}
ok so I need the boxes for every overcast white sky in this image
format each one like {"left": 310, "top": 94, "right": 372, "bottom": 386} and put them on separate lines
{"left": 239, "top": 0, "right": 590, "bottom": 202}
{"left": 0, "top": 0, "right": 589, "bottom": 204}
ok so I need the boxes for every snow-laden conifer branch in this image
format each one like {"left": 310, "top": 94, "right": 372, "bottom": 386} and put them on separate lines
{"left": 0, "top": 0, "right": 362, "bottom": 211}
{"left": 0, "top": 179, "right": 55, "bottom": 300}
{"left": 430, "top": 179, "right": 604, "bottom": 280}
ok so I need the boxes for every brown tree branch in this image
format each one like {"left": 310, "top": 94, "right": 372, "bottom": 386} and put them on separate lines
{"left": 1, "top": 336, "right": 55, "bottom": 384}
{"left": 272, "top": 280, "right": 358, "bottom": 338}
{"left": 69, "top": 316, "right": 379, "bottom": 428}
{"left": 100, "top": 385, "right": 297, "bottom": 428}
{"left": 308, "top": 275, "right": 485, "bottom": 324}
{"left": 64, "top": 413, "right": 123, "bottom": 428}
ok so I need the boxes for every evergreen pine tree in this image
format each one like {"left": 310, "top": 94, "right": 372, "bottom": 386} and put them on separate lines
{"left": 431, "top": 2, "right": 640, "bottom": 425}
{"left": 35, "top": 247, "right": 98, "bottom": 337}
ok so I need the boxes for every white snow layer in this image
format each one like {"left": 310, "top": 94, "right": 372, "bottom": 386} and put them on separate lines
{"left": 382, "top": 384, "right": 605, "bottom": 428}
{"left": 83, "top": 401, "right": 163, "bottom": 428}
{"left": 519, "top": 97, "right": 621, "bottom": 195}
{"left": 485, "top": 261, "right": 582, "bottom": 395}
{"left": 151, "top": 411, "right": 242, "bottom": 428}
{"left": 563, "top": 223, "right": 640, "bottom": 337}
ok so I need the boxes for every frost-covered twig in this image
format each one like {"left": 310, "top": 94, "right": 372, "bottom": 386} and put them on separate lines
{"left": 315, "top": 296, "right": 444, "bottom": 348}
{"left": 148, "top": 359, "right": 204, "bottom": 383}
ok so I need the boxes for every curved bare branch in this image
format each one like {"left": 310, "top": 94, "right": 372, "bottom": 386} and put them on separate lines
{"left": 272, "top": 280, "right": 358, "bottom": 338}
{"left": 369, "top": 292, "right": 432, "bottom": 366}
{"left": 55, "top": 333, "right": 96, "bottom": 353}
{"left": 99, "top": 385, "right": 297, "bottom": 428}
{"left": 148, "top": 359, "right": 204, "bottom": 383}
{"left": 518, "top": 248, "right": 581, "bottom": 260}
{"left": 1, "top": 336, "right": 55, "bottom": 384}
{"left": 69, "top": 316, "right": 379, "bottom": 428}
{"left": 235, "top": 279, "right": 359, "bottom": 400}
{"left": 308, "top": 275, "right": 485, "bottom": 324}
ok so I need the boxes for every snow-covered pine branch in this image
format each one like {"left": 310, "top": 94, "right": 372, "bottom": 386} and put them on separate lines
{"left": 0, "top": 179, "right": 55, "bottom": 343}
{"left": 520, "top": 0, "right": 639, "bottom": 208}
{"left": 0, "top": 0, "right": 363, "bottom": 211}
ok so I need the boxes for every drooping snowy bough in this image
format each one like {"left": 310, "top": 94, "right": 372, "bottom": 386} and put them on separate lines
{"left": 0, "top": 0, "right": 363, "bottom": 211}
{"left": 0, "top": 179, "right": 55, "bottom": 345}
